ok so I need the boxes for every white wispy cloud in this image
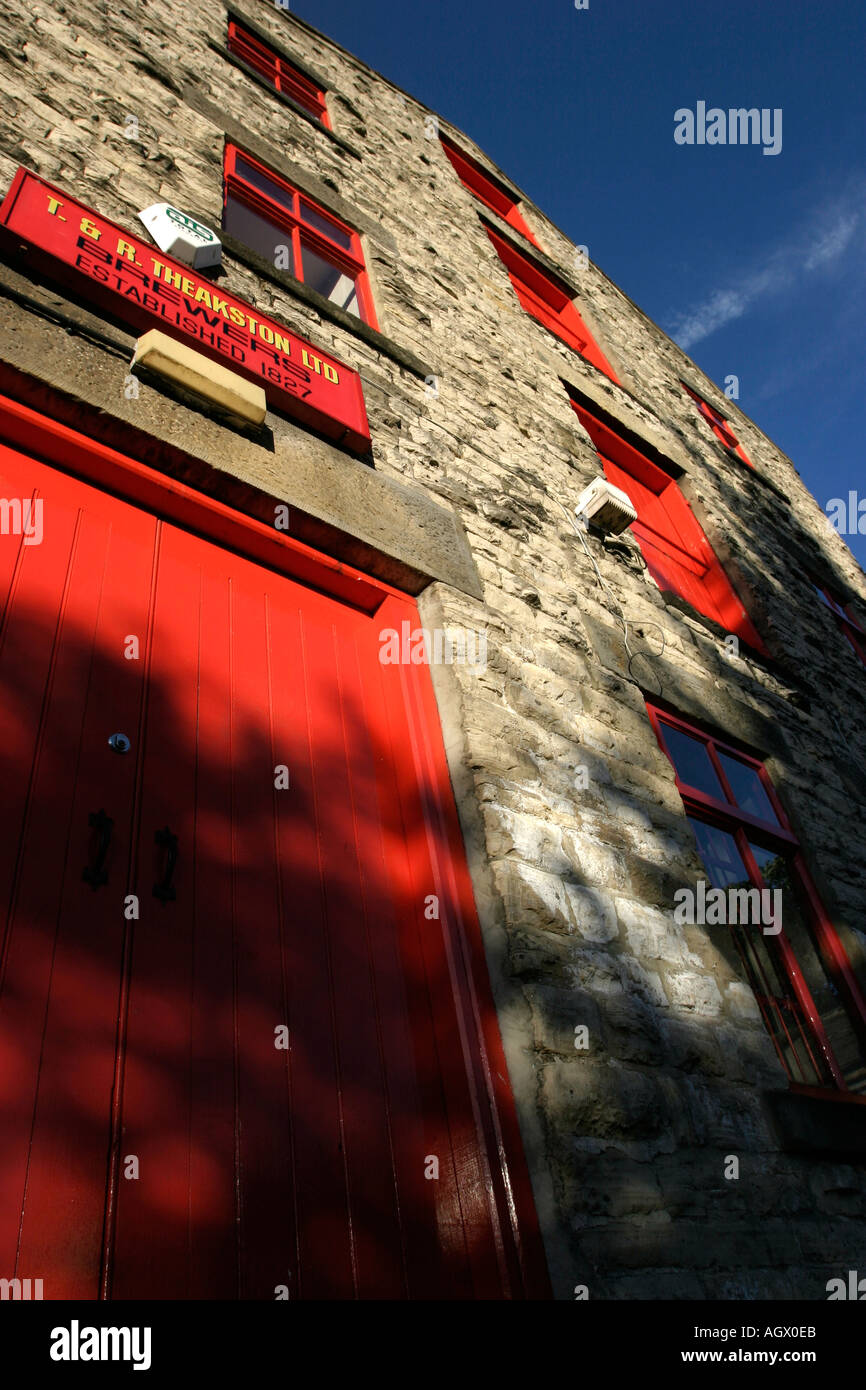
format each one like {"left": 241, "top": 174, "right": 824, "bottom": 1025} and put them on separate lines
{"left": 669, "top": 181, "right": 865, "bottom": 350}
{"left": 803, "top": 212, "right": 859, "bottom": 270}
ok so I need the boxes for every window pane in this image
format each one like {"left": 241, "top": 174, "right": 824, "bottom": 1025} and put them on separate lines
{"left": 659, "top": 724, "right": 725, "bottom": 800}
{"left": 299, "top": 198, "right": 352, "bottom": 249}
{"left": 717, "top": 753, "right": 780, "bottom": 824}
{"left": 815, "top": 585, "right": 844, "bottom": 617}
{"left": 235, "top": 155, "right": 295, "bottom": 211}
{"left": 689, "top": 819, "right": 750, "bottom": 889}
{"left": 300, "top": 240, "right": 360, "bottom": 316}
{"left": 283, "top": 80, "right": 325, "bottom": 120}
{"left": 749, "top": 845, "right": 866, "bottom": 1091}
{"left": 224, "top": 195, "right": 294, "bottom": 272}
{"left": 688, "top": 820, "right": 833, "bottom": 1088}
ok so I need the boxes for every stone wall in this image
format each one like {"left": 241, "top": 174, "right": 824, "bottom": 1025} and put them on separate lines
{"left": 1, "top": 0, "right": 865, "bottom": 1300}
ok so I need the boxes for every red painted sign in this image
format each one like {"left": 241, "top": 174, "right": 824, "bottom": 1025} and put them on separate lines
{"left": 0, "top": 167, "right": 370, "bottom": 452}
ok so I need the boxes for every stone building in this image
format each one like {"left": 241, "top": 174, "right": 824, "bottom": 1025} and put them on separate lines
{"left": 1, "top": 0, "right": 865, "bottom": 1302}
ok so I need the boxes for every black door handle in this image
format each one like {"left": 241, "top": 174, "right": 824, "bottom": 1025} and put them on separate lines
{"left": 153, "top": 826, "right": 178, "bottom": 902}
{"left": 83, "top": 809, "right": 113, "bottom": 888}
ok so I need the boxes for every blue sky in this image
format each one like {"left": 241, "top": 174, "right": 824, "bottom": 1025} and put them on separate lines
{"left": 296, "top": 0, "right": 866, "bottom": 569}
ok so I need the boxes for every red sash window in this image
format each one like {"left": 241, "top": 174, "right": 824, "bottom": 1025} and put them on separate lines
{"left": 440, "top": 136, "right": 540, "bottom": 246}
{"left": 570, "top": 398, "right": 766, "bottom": 651}
{"left": 682, "top": 382, "right": 753, "bottom": 467}
{"left": 223, "top": 144, "right": 376, "bottom": 327}
{"left": 487, "top": 229, "right": 619, "bottom": 380}
{"left": 228, "top": 21, "right": 331, "bottom": 127}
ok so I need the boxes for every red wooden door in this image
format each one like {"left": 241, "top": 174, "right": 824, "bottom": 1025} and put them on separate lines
{"left": 0, "top": 419, "right": 547, "bottom": 1300}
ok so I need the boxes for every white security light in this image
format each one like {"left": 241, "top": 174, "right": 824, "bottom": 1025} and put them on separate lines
{"left": 137, "top": 203, "right": 222, "bottom": 270}
{"left": 574, "top": 478, "right": 638, "bottom": 535}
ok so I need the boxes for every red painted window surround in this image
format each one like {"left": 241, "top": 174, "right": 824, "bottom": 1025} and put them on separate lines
{"left": 568, "top": 397, "right": 766, "bottom": 651}
{"left": 222, "top": 144, "right": 377, "bottom": 328}
{"left": 682, "top": 382, "right": 753, "bottom": 468}
{"left": 227, "top": 20, "right": 331, "bottom": 127}
{"left": 439, "top": 135, "right": 540, "bottom": 246}
{"left": 647, "top": 703, "right": 866, "bottom": 1092}
{"left": 814, "top": 584, "right": 866, "bottom": 667}
{"left": 486, "top": 227, "right": 619, "bottom": 381}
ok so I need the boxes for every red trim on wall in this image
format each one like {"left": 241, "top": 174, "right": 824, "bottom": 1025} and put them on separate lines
{"left": 646, "top": 701, "right": 866, "bottom": 1089}
{"left": 440, "top": 136, "right": 541, "bottom": 246}
{"left": 0, "top": 393, "right": 387, "bottom": 614}
{"left": 0, "top": 388, "right": 553, "bottom": 1300}
{"left": 0, "top": 166, "right": 372, "bottom": 452}
{"left": 681, "top": 382, "right": 753, "bottom": 468}
{"left": 485, "top": 228, "right": 619, "bottom": 381}
{"left": 570, "top": 399, "right": 767, "bottom": 652}
{"left": 815, "top": 585, "right": 866, "bottom": 667}
{"left": 223, "top": 143, "right": 378, "bottom": 330}
{"left": 227, "top": 20, "right": 332, "bottom": 127}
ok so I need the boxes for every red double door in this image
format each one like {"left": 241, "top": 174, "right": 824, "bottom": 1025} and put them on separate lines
{"left": 0, "top": 411, "right": 547, "bottom": 1300}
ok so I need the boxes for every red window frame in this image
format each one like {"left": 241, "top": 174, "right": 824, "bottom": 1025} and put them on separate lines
{"left": 815, "top": 584, "right": 866, "bottom": 667}
{"left": 440, "top": 135, "right": 540, "bottom": 246}
{"left": 222, "top": 144, "right": 377, "bottom": 329}
{"left": 486, "top": 228, "right": 618, "bottom": 380}
{"left": 227, "top": 20, "right": 331, "bottom": 127}
{"left": 648, "top": 704, "right": 866, "bottom": 1092}
{"left": 682, "top": 382, "right": 753, "bottom": 468}
{"left": 569, "top": 397, "right": 766, "bottom": 651}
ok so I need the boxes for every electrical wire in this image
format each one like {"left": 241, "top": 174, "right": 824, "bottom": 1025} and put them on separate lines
{"left": 552, "top": 492, "right": 666, "bottom": 686}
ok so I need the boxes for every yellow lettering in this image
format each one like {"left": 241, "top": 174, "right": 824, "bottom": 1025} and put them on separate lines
{"left": 228, "top": 306, "right": 245, "bottom": 326}
{"left": 323, "top": 364, "right": 339, "bottom": 384}
{"left": 46, "top": 196, "right": 66, "bottom": 219}
{"left": 115, "top": 239, "right": 140, "bottom": 264}
{"left": 150, "top": 260, "right": 165, "bottom": 279}
{"left": 193, "top": 287, "right": 213, "bottom": 308}
{"left": 211, "top": 297, "right": 229, "bottom": 317}
{"left": 79, "top": 217, "right": 102, "bottom": 241}
{"left": 274, "top": 333, "right": 292, "bottom": 354}
{"left": 162, "top": 267, "right": 183, "bottom": 288}
{"left": 181, "top": 277, "right": 196, "bottom": 296}
{"left": 259, "top": 325, "right": 274, "bottom": 344}
{"left": 302, "top": 349, "right": 322, "bottom": 375}
{"left": 246, "top": 316, "right": 258, "bottom": 335}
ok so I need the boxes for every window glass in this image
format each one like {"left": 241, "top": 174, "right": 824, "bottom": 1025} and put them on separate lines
{"left": 285, "top": 81, "right": 324, "bottom": 119}
{"left": 689, "top": 820, "right": 834, "bottom": 1086}
{"left": 235, "top": 156, "right": 295, "bottom": 211}
{"left": 300, "top": 240, "right": 359, "bottom": 316}
{"left": 660, "top": 724, "right": 725, "bottom": 800}
{"left": 717, "top": 753, "right": 780, "bottom": 824}
{"left": 689, "top": 819, "right": 749, "bottom": 889}
{"left": 748, "top": 843, "right": 861, "bottom": 1060}
{"left": 299, "top": 198, "right": 352, "bottom": 249}
{"left": 224, "top": 195, "right": 294, "bottom": 271}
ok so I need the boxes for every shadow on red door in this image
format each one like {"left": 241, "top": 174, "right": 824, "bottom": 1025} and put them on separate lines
{"left": 0, "top": 429, "right": 550, "bottom": 1301}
